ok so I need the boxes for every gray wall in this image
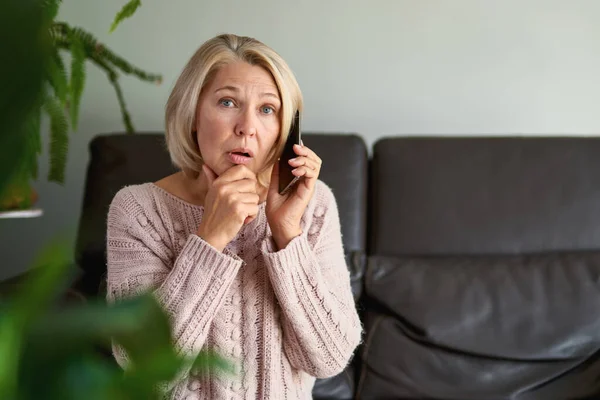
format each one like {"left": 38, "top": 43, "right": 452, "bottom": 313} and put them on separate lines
{"left": 2, "top": 0, "right": 600, "bottom": 279}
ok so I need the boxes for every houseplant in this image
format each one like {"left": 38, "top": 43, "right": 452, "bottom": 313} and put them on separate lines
{"left": 0, "top": 1, "right": 233, "bottom": 398}
{"left": 0, "top": 0, "right": 161, "bottom": 215}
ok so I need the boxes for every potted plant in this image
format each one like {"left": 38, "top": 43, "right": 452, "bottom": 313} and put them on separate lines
{"left": 0, "top": 0, "right": 161, "bottom": 218}
{"left": 0, "top": 2, "right": 233, "bottom": 398}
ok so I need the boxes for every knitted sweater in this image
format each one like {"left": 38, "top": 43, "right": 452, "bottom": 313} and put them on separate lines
{"left": 106, "top": 179, "right": 362, "bottom": 399}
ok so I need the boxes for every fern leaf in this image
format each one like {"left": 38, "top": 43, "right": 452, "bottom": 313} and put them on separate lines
{"left": 44, "top": 96, "right": 69, "bottom": 184}
{"left": 42, "top": 0, "right": 62, "bottom": 21}
{"left": 87, "top": 53, "right": 135, "bottom": 133}
{"left": 49, "top": 22, "right": 69, "bottom": 45}
{"left": 69, "top": 36, "right": 85, "bottom": 130}
{"left": 47, "top": 50, "right": 68, "bottom": 105}
{"left": 98, "top": 43, "right": 162, "bottom": 83}
{"left": 66, "top": 26, "right": 96, "bottom": 50}
{"left": 61, "top": 24, "right": 162, "bottom": 84}
{"left": 27, "top": 107, "right": 42, "bottom": 180}
{"left": 54, "top": 22, "right": 161, "bottom": 134}
{"left": 110, "top": 74, "right": 134, "bottom": 133}
{"left": 110, "top": 0, "right": 141, "bottom": 33}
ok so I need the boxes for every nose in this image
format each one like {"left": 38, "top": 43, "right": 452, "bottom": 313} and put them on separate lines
{"left": 234, "top": 108, "right": 257, "bottom": 137}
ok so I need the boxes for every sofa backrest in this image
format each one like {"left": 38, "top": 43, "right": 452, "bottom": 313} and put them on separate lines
{"left": 75, "top": 134, "right": 177, "bottom": 296}
{"left": 359, "top": 137, "right": 600, "bottom": 400}
{"left": 74, "top": 133, "right": 368, "bottom": 298}
{"left": 369, "top": 137, "right": 600, "bottom": 255}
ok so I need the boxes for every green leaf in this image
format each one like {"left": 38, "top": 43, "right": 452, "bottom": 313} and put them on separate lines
{"left": 55, "top": 23, "right": 161, "bottom": 134}
{"left": 110, "top": 0, "right": 141, "bottom": 33}
{"left": 27, "top": 107, "right": 42, "bottom": 180}
{"left": 0, "top": 0, "right": 49, "bottom": 197}
{"left": 47, "top": 50, "right": 68, "bottom": 105}
{"left": 0, "top": 316, "right": 20, "bottom": 399}
{"left": 191, "top": 349, "right": 236, "bottom": 377}
{"left": 25, "top": 295, "right": 183, "bottom": 399}
{"left": 108, "top": 73, "right": 135, "bottom": 133}
{"left": 70, "top": 24, "right": 162, "bottom": 84}
{"left": 0, "top": 237, "right": 71, "bottom": 398}
{"left": 69, "top": 36, "right": 85, "bottom": 130}
{"left": 50, "top": 21, "right": 69, "bottom": 46}
{"left": 42, "top": 0, "right": 62, "bottom": 21}
{"left": 44, "top": 95, "right": 69, "bottom": 184}
{"left": 98, "top": 43, "right": 161, "bottom": 83}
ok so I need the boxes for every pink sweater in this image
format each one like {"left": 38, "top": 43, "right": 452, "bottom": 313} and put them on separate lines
{"left": 106, "top": 180, "right": 362, "bottom": 399}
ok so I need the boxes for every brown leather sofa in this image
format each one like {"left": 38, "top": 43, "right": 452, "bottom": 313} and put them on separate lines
{"left": 73, "top": 133, "right": 600, "bottom": 399}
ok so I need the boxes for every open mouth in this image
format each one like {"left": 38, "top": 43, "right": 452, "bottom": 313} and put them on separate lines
{"left": 228, "top": 150, "right": 253, "bottom": 165}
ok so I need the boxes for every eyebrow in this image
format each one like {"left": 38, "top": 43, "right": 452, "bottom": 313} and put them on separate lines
{"left": 214, "top": 85, "right": 280, "bottom": 101}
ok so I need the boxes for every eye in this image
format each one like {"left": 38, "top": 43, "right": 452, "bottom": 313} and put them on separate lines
{"left": 261, "top": 105, "right": 275, "bottom": 114}
{"left": 219, "top": 99, "right": 234, "bottom": 107}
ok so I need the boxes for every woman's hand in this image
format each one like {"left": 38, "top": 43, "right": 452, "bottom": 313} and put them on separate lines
{"left": 266, "top": 143, "right": 322, "bottom": 250}
{"left": 197, "top": 164, "right": 260, "bottom": 252}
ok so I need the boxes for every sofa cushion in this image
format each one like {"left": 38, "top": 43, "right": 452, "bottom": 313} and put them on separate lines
{"left": 357, "top": 312, "right": 600, "bottom": 400}
{"left": 357, "top": 254, "right": 600, "bottom": 399}
{"left": 312, "top": 366, "right": 354, "bottom": 400}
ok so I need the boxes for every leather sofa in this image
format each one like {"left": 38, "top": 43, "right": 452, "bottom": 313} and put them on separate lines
{"left": 73, "top": 133, "right": 600, "bottom": 400}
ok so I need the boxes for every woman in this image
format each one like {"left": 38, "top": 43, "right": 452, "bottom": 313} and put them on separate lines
{"left": 106, "top": 33, "right": 362, "bottom": 399}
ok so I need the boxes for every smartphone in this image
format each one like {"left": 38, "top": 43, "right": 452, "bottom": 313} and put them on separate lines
{"left": 278, "top": 110, "right": 301, "bottom": 195}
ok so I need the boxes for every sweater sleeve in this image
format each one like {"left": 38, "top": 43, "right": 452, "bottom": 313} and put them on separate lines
{"left": 260, "top": 183, "right": 363, "bottom": 378}
{"left": 106, "top": 188, "right": 242, "bottom": 384}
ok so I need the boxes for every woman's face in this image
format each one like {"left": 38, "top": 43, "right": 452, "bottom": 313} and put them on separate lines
{"left": 194, "top": 61, "right": 282, "bottom": 176}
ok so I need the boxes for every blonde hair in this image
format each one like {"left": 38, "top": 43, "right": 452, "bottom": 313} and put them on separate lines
{"left": 165, "top": 33, "right": 303, "bottom": 185}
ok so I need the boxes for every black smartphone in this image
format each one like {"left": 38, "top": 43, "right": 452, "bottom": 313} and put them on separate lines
{"left": 278, "top": 110, "right": 301, "bottom": 195}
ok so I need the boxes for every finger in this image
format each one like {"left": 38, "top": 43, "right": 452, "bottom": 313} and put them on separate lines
{"left": 240, "top": 203, "right": 259, "bottom": 224}
{"left": 202, "top": 164, "right": 218, "bottom": 186}
{"left": 224, "top": 178, "right": 258, "bottom": 194}
{"left": 293, "top": 144, "right": 322, "bottom": 166}
{"left": 293, "top": 164, "right": 319, "bottom": 194}
{"left": 235, "top": 192, "right": 260, "bottom": 205}
{"left": 292, "top": 166, "right": 319, "bottom": 179}
{"left": 289, "top": 156, "right": 320, "bottom": 172}
{"left": 218, "top": 164, "right": 257, "bottom": 184}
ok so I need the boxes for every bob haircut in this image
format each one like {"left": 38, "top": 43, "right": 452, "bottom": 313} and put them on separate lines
{"left": 165, "top": 33, "right": 303, "bottom": 186}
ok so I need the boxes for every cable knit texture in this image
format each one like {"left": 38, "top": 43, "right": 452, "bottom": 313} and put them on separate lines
{"left": 106, "top": 180, "right": 362, "bottom": 399}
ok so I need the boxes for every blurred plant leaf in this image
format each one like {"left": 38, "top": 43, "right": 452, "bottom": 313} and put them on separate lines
{"left": 110, "top": 0, "right": 141, "bottom": 33}
{"left": 0, "top": 1, "right": 224, "bottom": 398}
{"left": 44, "top": 95, "right": 69, "bottom": 183}
{"left": 21, "top": 293, "right": 235, "bottom": 399}
{"left": 27, "top": 107, "right": 43, "bottom": 180}
{"left": 0, "top": 236, "right": 71, "bottom": 398}
{"left": 47, "top": 49, "right": 68, "bottom": 105}
{"left": 69, "top": 36, "right": 86, "bottom": 130}
{"left": 43, "top": 0, "right": 62, "bottom": 21}
{"left": 21, "top": 295, "right": 173, "bottom": 399}
{"left": 0, "top": 0, "right": 50, "bottom": 196}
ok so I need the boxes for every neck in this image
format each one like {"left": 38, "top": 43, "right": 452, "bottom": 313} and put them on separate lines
{"left": 178, "top": 170, "right": 209, "bottom": 207}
